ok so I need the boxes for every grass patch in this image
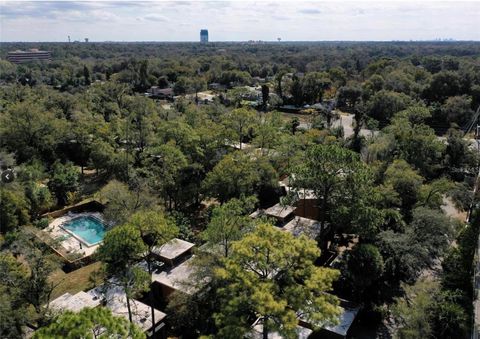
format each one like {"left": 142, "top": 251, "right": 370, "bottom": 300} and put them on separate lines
{"left": 279, "top": 112, "right": 311, "bottom": 124}
{"left": 49, "top": 261, "right": 105, "bottom": 300}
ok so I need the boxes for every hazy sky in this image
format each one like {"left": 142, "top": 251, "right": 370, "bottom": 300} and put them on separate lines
{"left": 1, "top": 0, "right": 479, "bottom": 42}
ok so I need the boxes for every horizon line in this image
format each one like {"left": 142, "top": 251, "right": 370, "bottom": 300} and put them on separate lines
{"left": 1, "top": 39, "right": 479, "bottom": 43}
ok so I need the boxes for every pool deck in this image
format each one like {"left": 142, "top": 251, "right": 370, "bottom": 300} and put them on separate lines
{"left": 43, "top": 212, "right": 105, "bottom": 258}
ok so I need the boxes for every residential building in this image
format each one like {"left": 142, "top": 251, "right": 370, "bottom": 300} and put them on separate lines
{"left": 264, "top": 203, "right": 297, "bottom": 225}
{"left": 312, "top": 299, "right": 360, "bottom": 339}
{"left": 147, "top": 86, "right": 174, "bottom": 100}
{"left": 282, "top": 216, "right": 322, "bottom": 239}
{"left": 152, "top": 257, "right": 201, "bottom": 299}
{"left": 149, "top": 238, "right": 208, "bottom": 301}
{"left": 208, "top": 82, "right": 227, "bottom": 91}
{"left": 248, "top": 318, "right": 312, "bottom": 339}
{"left": 49, "top": 282, "right": 167, "bottom": 338}
{"left": 247, "top": 298, "right": 359, "bottom": 339}
{"left": 152, "top": 238, "right": 195, "bottom": 267}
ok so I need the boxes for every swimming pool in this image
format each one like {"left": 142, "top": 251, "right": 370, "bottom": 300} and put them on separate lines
{"left": 61, "top": 216, "right": 106, "bottom": 246}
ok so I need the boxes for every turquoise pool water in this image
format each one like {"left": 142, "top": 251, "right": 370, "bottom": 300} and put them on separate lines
{"left": 62, "top": 216, "right": 106, "bottom": 246}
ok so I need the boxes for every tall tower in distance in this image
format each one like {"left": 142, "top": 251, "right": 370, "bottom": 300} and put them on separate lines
{"left": 200, "top": 29, "right": 208, "bottom": 43}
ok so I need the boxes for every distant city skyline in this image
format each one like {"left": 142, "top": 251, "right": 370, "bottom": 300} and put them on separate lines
{"left": 1, "top": 1, "right": 479, "bottom": 42}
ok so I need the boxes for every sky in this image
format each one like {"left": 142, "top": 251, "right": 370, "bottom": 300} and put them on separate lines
{"left": 1, "top": 0, "right": 480, "bottom": 42}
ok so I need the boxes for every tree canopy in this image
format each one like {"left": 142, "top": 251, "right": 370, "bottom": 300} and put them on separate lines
{"left": 214, "top": 223, "right": 340, "bottom": 338}
{"left": 33, "top": 307, "right": 145, "bottom": 339}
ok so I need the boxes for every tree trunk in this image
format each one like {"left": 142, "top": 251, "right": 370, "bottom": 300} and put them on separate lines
{"left": 147, "top": 259, "right": 156, "bottom": 338}
{"left": 262, "top": 319, "right": 269, "bottom": 339}
{"left": 303, "top": 188, "right": 307, "bottom": 217}
{"left": 126, "top": 295, "right": 133, "bottom": 324}
{"left": 223, "top": 238, "right": 229, "bottom": 258}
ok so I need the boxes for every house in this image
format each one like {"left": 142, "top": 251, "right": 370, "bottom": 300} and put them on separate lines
{"left": 307, "top": 299, "right": 360, "bottom": 339}
{"left": 49, "top": 283, "right": 167, "bottom": 338}
{"left": 278, "top": 105, "right": 303, "bottom": 113}
{"left": 224, "top": 140, "right": 252, "bottom": 151}
{"left": 208, "top": 82, "right": 227, "bottom": 91}
{"left": 250, "top": 202, "right": 321, "bottom": 240}
{"left": 247, "top": 298, "right": 360, "bottom": 339}
{"left": 149, "top": 238, "right": 206, "bottom": 300}
{"left": 49, "top": 291, "right": 100, "bottom": 312}
{"left": 152, "top": 238, "right": 195, "bottom": 267}
{"left": 148, "top": 86, "right": 174, "bottom": 100}
{"left": 252, "top": 76, "right": 266, "bottom": 85}
{"left": 280, "top": 178, "right": 320, "bottom": 220}
{"left": 248, "top": 318, "right": 313, "bottom": 339}
{"left": 305, "top": 103, "right": 326, "bottom": 110}
{"left": 243, "top": 86, "right": 263, "bottom": 101}
{"left": 249, "top": 203, "right": 297, "bottom": 226}
{"left": 324, "top": 99, "right": 337, "bottom": 111}
{"left": 151, "top": 256, "right": 205, "bottom": 299}
{"left": 282, "top": 216, "right": 322, "bottom": 239}
{"left": 264, "top": 203, "right": 296, "bottom": 225}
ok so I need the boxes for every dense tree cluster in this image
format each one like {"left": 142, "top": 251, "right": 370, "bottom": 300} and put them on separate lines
{"left": 1, "top": 41, "right": 479, "bottom": 338}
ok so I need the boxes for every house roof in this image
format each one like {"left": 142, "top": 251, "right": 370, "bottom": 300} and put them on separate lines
{"left": 249, "top": 210, "right": 263, "bottom": 219}
{"left": 152, "top": 238, "right": 195, "bottom": 261}
{"left": 50, "top": 291, "right": 100, "bottom": 312}
{"left": 323, "top": 304, "right": 360, "bottom": 336}
{"left": 282, "top": 216, "right": 321, "bottom": 239}
{"left": 265, "top": 203, "right": 296, "bottom": 220}
{"left": 280, "top": 179, "right": 317, "bottom": 200}
{"left": 157, "top": 87, "right": 174, "bottom": 95}
{"left": 152, "top": 256, "right": 201, "bottom": 294}
{"left": 92, "top": 284, "right": 166, "bottom": 332}
{"left": 248, "top": 318, "right": 312, "bottom": 339}
{"left": 245, "top": 299, "right": 358, "bottom": 338}
{"left": 224, "top": 141, "right": 252, "bottom": 150}
{"left": 50, "top": 284, "right": 167, "bottom": 333}
{"left": 300, "top": 298, "right": 360, "bottom": 337}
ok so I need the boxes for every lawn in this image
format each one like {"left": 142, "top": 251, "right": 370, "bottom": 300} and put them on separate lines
{"left": 49, "top": 261, "right": 105, "bottom": 300}
{"left": 279, "top": 111, "right": 311, "bottom": 124}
